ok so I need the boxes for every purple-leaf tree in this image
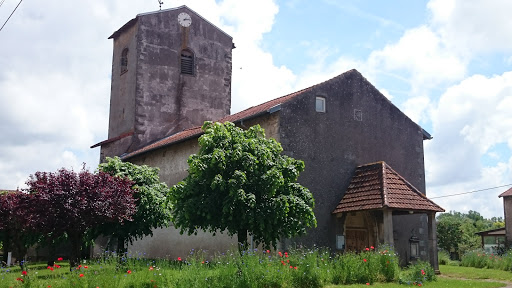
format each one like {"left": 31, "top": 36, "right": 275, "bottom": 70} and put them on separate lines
{"left": 25, "top": 167, "right": 136, "bottom": 268}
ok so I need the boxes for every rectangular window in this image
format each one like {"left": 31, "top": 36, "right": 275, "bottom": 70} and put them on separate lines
{"left": 315, "top": 97, "right": 325, "bottom": 112}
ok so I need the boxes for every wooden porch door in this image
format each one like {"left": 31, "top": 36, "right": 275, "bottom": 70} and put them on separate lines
{"left": 345, "top": 229, "right": 368, "bottom": 252}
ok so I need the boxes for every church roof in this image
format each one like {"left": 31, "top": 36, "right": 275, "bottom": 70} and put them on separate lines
{"left": 499, "top": 187, "right": 512, "bottom": 197}
{"left": 94, "top": 69, "right": 431, "bottom": 160}
{"left": 332, "top": 161, "right": 444, "bottom": 214}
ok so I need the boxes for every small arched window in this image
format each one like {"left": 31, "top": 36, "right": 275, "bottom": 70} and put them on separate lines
{"left": 120, "top": 48, "right": 129, "bottom": 74}
{"left": 180, "top": 49, "right": 194, "bottom": 75}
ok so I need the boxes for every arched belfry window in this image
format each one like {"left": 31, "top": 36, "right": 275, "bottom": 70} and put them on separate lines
{"left": 181, "top": 49, "right": 194, "bottom": 75}
{"left": 120, "top": 48, "right": 129, "bottom": 74}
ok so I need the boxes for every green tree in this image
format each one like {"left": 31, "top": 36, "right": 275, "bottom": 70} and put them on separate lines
{"left": 96, "top": 157, "right": 172, "bottom": 254}
{"left": 437, "top": 210, "right": 501, "bottom": 258}
{"left": 170, "top": 122, "right": 317, "bottom": 250}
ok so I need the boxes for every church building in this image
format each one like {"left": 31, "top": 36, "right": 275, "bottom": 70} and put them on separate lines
{"left": 91, "top": 5, "right": 444, "bottom": 270}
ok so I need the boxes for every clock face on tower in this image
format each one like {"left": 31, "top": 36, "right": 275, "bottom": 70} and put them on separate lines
{"left": 178, "top": 12, "right": 192, "bottom": 27}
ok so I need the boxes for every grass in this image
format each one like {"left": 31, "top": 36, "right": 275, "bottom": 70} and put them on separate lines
{"left": 1, "top": 250, "right": 510, "bottom": 288}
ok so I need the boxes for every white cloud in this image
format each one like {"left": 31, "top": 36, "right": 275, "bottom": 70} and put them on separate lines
{"left": 425, "top": 72, "right": 512, "bottom": 217}
{"left": 428, "top": 0, "right": 512, "bottom": 55}
{"left": 368, "top": 26, "right": 467, "bottom": 95}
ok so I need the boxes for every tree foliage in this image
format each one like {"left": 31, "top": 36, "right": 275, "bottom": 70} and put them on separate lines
{"left": 437, "top": 210, "right": 504, "bottom": 258}
{"left": 24, "top": 167, "right": 136, "bottom": 267}
{"left": 96, "top": 157, "right": 172, "bottom": 253}
{"left": 0, "top": 190, "right": 38, "bottom": 268}
{"left": 170, "top": 121, "right": 317, "bottom": 249}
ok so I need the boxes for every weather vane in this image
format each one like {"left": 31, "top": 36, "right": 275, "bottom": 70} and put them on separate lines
{"left": 158, "top": 0, "right": 164, "bottom": 10}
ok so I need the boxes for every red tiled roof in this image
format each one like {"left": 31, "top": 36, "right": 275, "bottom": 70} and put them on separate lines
{"left": 121, "top": 80, "right": 319, "bottom": 160}
{"left": 332, "top": 162, "right": 444, "bottom": 214}
{"left": 91, "top": 130, "right": 134, "bottom": 148}
{"left": 499, "top": 187, "right": 512, "bottom": 197}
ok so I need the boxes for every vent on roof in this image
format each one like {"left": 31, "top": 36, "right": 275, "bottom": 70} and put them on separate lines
{"left": 354, "top": 109, "right": 362, "bottom": 121}
{"left": 181, "top": 49, "right": 194, "bottom": 75}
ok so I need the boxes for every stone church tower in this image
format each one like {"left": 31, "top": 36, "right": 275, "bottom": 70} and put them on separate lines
{"left": 94, "top": 6, "right": 233, "bottom": 160}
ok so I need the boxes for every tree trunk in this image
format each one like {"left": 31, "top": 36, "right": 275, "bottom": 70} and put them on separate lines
{"left": 1, "top": 230, "right": 11, "bottom": 265}
{"left": 68, "top": 232, "right": 82, "bottom": 270}
{"left": 237, "top": 229, "right": 247, "bottom": 255}
{"left": 116, "top": 236, "right": 126, "bottom": 255}
{"left": 46, "top": 239, "right": 56, "bottom": 267}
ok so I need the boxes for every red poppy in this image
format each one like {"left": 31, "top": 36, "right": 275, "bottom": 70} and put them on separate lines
{"left": 149, "top": 266, "right": 154, "bottom": 270}
{"left": 294, "top": 266, "right": 297, "bottom": 269}
{"left": 22, "top": 271, "right": 27, "bottom": 276}
{"left": 16, "top": 277, "right": 24, "bottom": 282}
{"left": 266, "top": 250, "right": 270, "bottom": 254}
{"left": 57, "top": 257, "right": 63, "bottom": 261}
{"left": 177, "top": 257, "right": 182, "bottom": 261}
{"left": 370, "top": 246, "right": 374, "bottom": 250}
{"left": 54, "top": 264, "right": 61, "bottom": 268}
{"left": 284, "top": 252, "right": 288, "bottom": 258}
{"left": 289, "top": 265, "right": 293, "bottom": 269}
{"left": 281, "top": 260, "right": 285, "bottom": 265}
{"left": 47, "top": 266, "right": 54, "bottom": 271}
{"left": 79, "top": 274, "right": 84, "bottom": 277}
{"left": 365, "top": 247, "right": 370, "bottom": 251}
{"left": 78, "top": 265, "right": 82, "bottom": 268}
{"left": 366, "top": 283, "right": 370, "bottom": 285}
{"left": 363, "top": 259, "right": 367, "bottom": 262}
{"left": 127, "top": 270, "right": 132, "bottom": 274}
{"left": 278, "top": 252, "right": 282, "bottom": 257}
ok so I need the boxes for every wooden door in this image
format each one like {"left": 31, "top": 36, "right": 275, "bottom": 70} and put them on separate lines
{"left": 345, "top": 229, "right": 368, "bottom": 252}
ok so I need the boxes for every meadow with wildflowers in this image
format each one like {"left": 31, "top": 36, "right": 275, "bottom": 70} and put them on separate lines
{"left": 0, "top": 246, "right": 409, "bottom": 288}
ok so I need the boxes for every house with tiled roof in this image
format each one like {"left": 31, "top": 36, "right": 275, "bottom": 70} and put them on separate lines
{"left": 91, "top": 6, "right": 443, "bottom": 269}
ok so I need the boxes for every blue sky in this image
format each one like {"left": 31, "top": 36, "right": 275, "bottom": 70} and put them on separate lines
{"left": 1, "top": 0, "right": 512, "bottom": 218}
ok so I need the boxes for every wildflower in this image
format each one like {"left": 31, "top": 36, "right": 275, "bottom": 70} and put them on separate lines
{"left": 16, "top": 277, "right": 24, "bottom": 282}
{"left": 266, "top": 250, "right": 270, "bottom": 254}
{"left": 127, "top": 270, "right": 132, "bottom": 274}
{"left": 78, "top": 265, "right": 82, "bottom": 268}
{"left": 84, "top": 266, "right": 88, "bottom": 269}
{"left": 149, "top": 266, "right": 154, "bottom": 270}
{"left": 285, "top": 252, "right": 288, "bottom": 258}
{"left": 421, "top": 269, "right": 425, "bottom": 275}
{"left": 294, "top": 266, "right": 297, "bottom": 269}
{"left": 366, "top": 283, "right": 370, "bottom": 285}
{"left": 54, "top": 265, "right": 61, "bottom": 268}
{"left": 363, "top": 259, "right": 367, "bottom": 262}
{"left": 281, "top": 260, "right": 285, "bottom": 265}
{"left": 47, "top": 266, "right": 54, "bottom": 271}
{"left": 79, "top": 274, "right": 84, "bottom": 277}
{"left": 22, "top": 271, "right": 27, "bottom": 276}
{"left": 177, "top": 257, "right": 182, "bottom": 261}
{"left": 278, "top": 252, "right": 282, "bottom": 257}
{"left": 289, "top": 266, "right": 293, "bottom": 269}
{"left": 57, "top": 257, "right": 63, "bottom": 261}
{"left": 370, "top": 246, "right": 374, "bottom": 250}
{"left": 365, "top": 247, "right": 370, "bottom": 251}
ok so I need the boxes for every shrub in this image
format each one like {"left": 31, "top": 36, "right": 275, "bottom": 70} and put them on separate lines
{"left": 399, "top": 261, "right": 436, "bottom": 286}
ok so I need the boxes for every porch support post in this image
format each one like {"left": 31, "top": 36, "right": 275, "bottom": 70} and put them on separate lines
{"left": 383, "top": 208, "right": 394, "bottom": 246}
{"left": 428, "top": 212, "right": 440, "bottom": 274}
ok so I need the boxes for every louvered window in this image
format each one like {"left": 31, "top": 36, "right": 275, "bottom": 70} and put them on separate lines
{"left": 181, "top": 49, "right": 194, "bottom": 75}
{"left": 120, "top": 48, "right": 128, "bottom": 74}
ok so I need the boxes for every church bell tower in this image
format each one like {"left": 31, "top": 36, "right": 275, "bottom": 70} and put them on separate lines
{"left": 96, "top": 6, "right": 233, "bottom": 159}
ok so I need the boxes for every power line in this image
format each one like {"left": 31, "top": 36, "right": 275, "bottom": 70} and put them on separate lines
{"left": 430, "top": 183, "right": 512, "bottom": 199}
{"left": 0, "top": 0, "right": 23, "bottom": 32}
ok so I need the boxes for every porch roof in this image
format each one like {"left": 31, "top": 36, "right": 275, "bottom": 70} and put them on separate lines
{"left": 332, "top": 161, "right": 444, "bottom": 214}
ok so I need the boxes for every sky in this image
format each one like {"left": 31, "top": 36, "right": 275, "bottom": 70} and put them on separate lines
{"left": 1, "top": 0, "right": 512, "bottom": 219}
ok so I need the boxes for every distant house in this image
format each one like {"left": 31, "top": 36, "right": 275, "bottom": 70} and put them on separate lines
{"left": 499, "top": 188, "right": 512, "bottom": 248}
{"left": 91, "top": 5, "right": 444, "bottom": 270}
{"left": 476, "top": 227, "right": 505, "bottom": 254}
